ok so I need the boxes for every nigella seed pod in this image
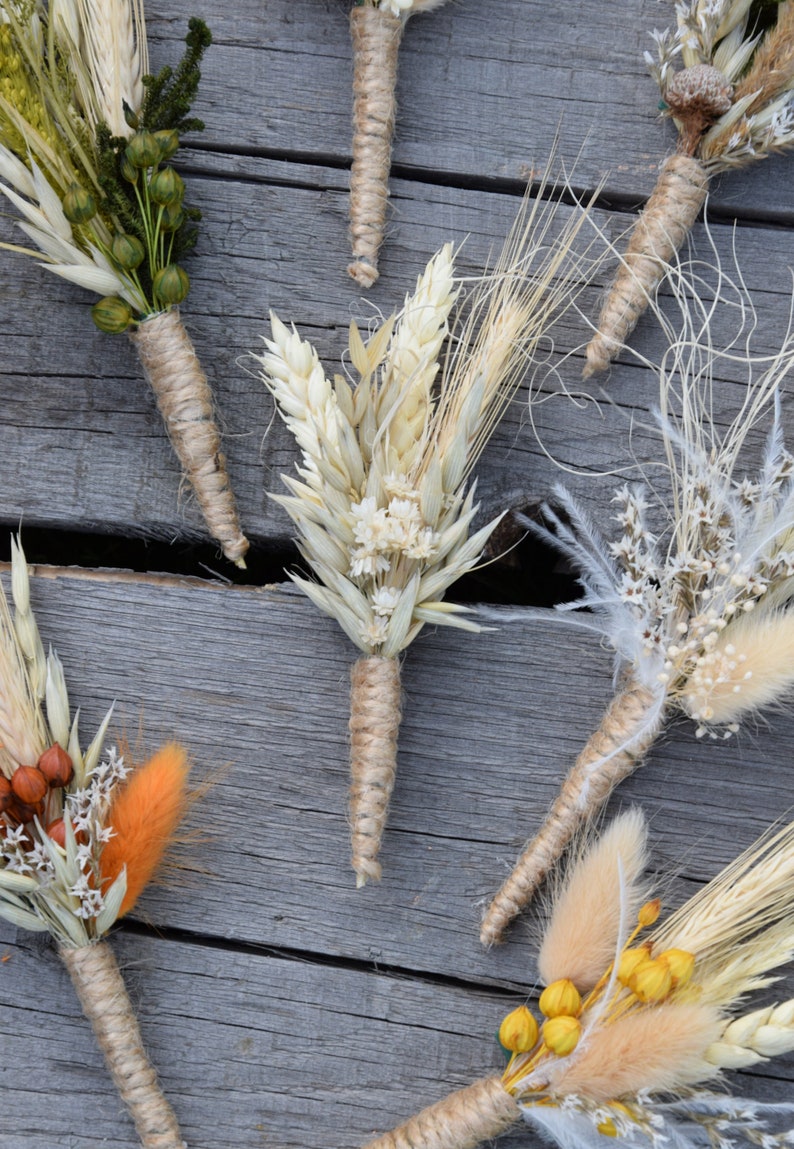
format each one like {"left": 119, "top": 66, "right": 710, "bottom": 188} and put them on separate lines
{"left": 92, "top": 297, "right": 133, "bottom": 334}
{"left": 123, "top": 102, "right": 140, "bottom": 130}
{"left": 542, "top": 1015, "right": 581, "bottom": 1057}
{"left": 154, "top": 129, "right": 180, "bottom": 160}
{"left": 539, "top": 979, "right": 581, "bottom": 1019}
{"left": 120, "top": 154, "right": 139, "bottom": 184}
{"left": 8, "top": 796, "right": 44, "bottom": 825}
{"left": 111, "top": 233, "right": 145, "bottom": 271}
{"left": 62, "top": 184, "right": 97, "bottom": 225}
{"left": 159, "top": 203, "right": 185, "bottom": 234}
{"left": 37, "top": 744, "right": 74, "bottom": 788}
{"left": 153, "top": 264, "right": 190, "bottom": 305}
{"left": 498, "top": 1006, "right": 539, "bottom": 1053}
{"left": 11, "top": 764, "right": 47, "bottom": 805}
{"left": 0, "top": 775, "right": 11, "bottom": 813}
{"left": 149, "top": 167, "right": 185, "bottom": 207}
{"left": 125, "top": 130, "right": 161, "bottom": 169}
{"left": 46, "top": 817, "right": 67, "bottom": 848}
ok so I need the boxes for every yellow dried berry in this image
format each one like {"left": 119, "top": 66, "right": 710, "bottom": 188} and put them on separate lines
{"left": 657, "top": 948, "right": 695, "bottom": 987}
{"left": 539, "top": 978, "right": 581, "bottom": 1018}
{"left": 637, "top": 898, "right": 662, "bottom": 927}
{"left": 498, "top": 1005, "right": 539, "bottom": 1053}
{"left": 617, "top": 946, "right": 650, "bottom": 986}
{"left": 596, "top": 1119, "right": 618, "bottom": 1137}
{"left": 629, "top": 958, "right": 673, "bottom": 1003}
{"left": 542, "top": 1014, "right": 581, "bottom": 1057}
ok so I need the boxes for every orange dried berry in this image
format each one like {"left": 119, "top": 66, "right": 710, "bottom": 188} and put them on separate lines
{"left": 11, "top": 765, "right": 47, "bottom": 805}
{"left": 542, "top": 1014, "right": 581, "bottom": 1057}
{"left": 46, "top": 818, "right": 66, "bottom": 848}
{"left": 8, "top": 796, "right": 43, "bottom": 825}
{"left": 629, "top": 958, "right": 673, "bottom": 1003}
{"left": 37, "top": 744, "right": 74, "bottom": 789}
{"left": 617, "top": 946, "right": 650, "bottom": 986}
{"left": 658, "top": 948, "right": 695, "bottom": 987}
{"left": 498, "top": 1005, "right": 539, "bottom": 1053}
{"left": 637, "top": 898, "right": 662, "bottom": 927}
{"left": 0, "top": 775, "right": 11, "bottom": 814}
{"left": 539, "top": 978, "right": 581, "bottom": 1018}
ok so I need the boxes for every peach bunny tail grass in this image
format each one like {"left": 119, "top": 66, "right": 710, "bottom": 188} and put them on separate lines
{"left": 99, "top": 742, "right": 192, "bottom": 917}
{"left": 349, "top": 655, "right": 402, "bottom": 886}
{"left": 60, "top": 942, "right": 186, "bottom": 1149}
{"left": 131, "top": 311, "right": 249, "bottom": 567}
{"left": 537, "top": 808, "right": 650, "bottom": 992}
{"left": 480, "top": 677, "right": 665, "bottom": 948}
{"left": 361, "top": 1076, "right": 521, "bottom": 1149}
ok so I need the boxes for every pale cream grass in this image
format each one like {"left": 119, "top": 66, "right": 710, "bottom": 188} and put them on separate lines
{"left": 72, "top": 0, "right": 148, "bottom": 135}
{"left": 707, "top": 998, "right": 794, "bottom": 1068}
{"left": 537, "top": 809, "right": 650, "bottom": 992}
{"left": 0, "top": 553, "right": 48, "bottom": 778}
{"left": 546, "top": 1004, "right": 723, "bottom": 1101}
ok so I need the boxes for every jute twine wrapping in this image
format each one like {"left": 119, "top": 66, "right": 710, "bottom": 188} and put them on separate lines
{"left": 348, "top": 5, "right": 403, "bottom": 287}
{"left": 60, "top": 941, "right": 186, "bottom": 1149}
{"left": 362, "top": 1075, "right": 521, "bottom": 1149}
{"left": 131, "top": 309, "right": 249, "bottom": 567}
{"left": 583, "top": 153, "right": 709, "bottom": 378}
{"left": 480, "top": 679, "right": 663, "bottom": 947}
{"left": 349, "top": 654, "right": 402, "bottom": 886}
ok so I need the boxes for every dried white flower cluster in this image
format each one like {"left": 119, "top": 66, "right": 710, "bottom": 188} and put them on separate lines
{"left": 372, "top": 0, "right": 450, "bottom": 18}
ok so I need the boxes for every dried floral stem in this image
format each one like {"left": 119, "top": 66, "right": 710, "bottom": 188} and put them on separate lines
{"left": 60, "top": 941, "right": 186, "bottom": 1149}
{"left": 583, "top": 154, "right": 708, "bottom": 378}
{"left": 349, "top": 654, "right": 402, "bottom": 886}
{"left": 480, "top": 678, "right": 663, "bottom": 947}
{"left": 348, "top": 4, "right": 402, "bottom": 287}
{"left": 131, "top": 309, "right": 249, "bottom": 567}
{"left": 362, "top": 1076, "right": 520, "bottom": 1149}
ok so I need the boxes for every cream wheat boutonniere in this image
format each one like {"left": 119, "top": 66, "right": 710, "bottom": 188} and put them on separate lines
{"left": 347, "top": 0, "right": 451, "bottom": 287}
{"left": 0, "top": 1, "right": 248, "bottom": 566}
{"left": 255, "top": 184, "right": 600, "bottom": 887}
{"left": 365, "top": 809, "right": 794, "bottom": 1149}
{"left": 585, "top": 0, "right": 794, "bottom": 377}
{"left": 0, "top": 540, "right": 195, "bottom": 1149}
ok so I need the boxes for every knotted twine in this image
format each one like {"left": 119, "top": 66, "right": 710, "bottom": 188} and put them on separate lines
{"left": 362, "top": 1075, "right": 521, "bottom": 1149}
{"left": 60, "top": 941, "right": 186, "bottom": 1149}
{"left": 131, "top": 309, "right": 249, "bottom": 567}
{"left": 481, "top": 678, "right": 664, "bottom": 947}
{"left": 583, "top": 154, "right": 708, "bottom": 378}
{"left": 348, "top": 4, "right": 403, "bottom": 287}
{"left": 349, "top": 654, "right": 402, "bottom": 886}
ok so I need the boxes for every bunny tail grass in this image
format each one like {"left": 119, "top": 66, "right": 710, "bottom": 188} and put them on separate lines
{"left": 60, "top": 941, "right": 186, "bottom": 1149}
{"left": 349, "top": 655, "right": 402, "bottom": 886}
{"left": 583, "top": 154, "right": 708, "bottom": 378}
{"left": 362, "top": 1075, "right": 520, "bottom": 1149}
{"left": 480, "top": 678, "right": 663, "bottom": 947}
{"left": 131, "top": 309, "right": 249, "bottom": 567}
{"left": 347, "top": 4, "right": 403, "bottom": 287}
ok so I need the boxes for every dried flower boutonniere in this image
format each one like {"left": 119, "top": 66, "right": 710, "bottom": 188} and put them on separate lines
{"left": 365, "top": 809, "right": 794, "bottom": 1149}
{"left": 0, "top": 540, "right": 194, "bottom": 1148}
{"left": 585, "top": 0, "right": 794, "bottom": 376}
{"left": 255, "top": 186, "right": 599, "bottom": 887}
{"left": 347, "top": 0, "right": 451, "bottom": 287}
{"left": 482, "top": 261, "right": 794, "bottom": 945}
{"left": 0, "top": 1, "right": 248, "bottom": 565}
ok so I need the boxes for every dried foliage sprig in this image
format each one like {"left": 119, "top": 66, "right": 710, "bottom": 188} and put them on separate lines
{"left": 364, "top": 810, "right": 794, "bottom": 1149}
{"left": 255, "top": 186, "right": 601, "bottom": 887}
{"left": 347, "top": 0, "right": 451, "bottom": 287}
{"left": 0, "top": 2, "right": 248, "bottom": 565}
{"left": 0, "top": 540, "right": 193, "bottom": 1149}
{"left": 585, "top": 0, "right": 794, "bottom": 377}
{"left": 482, "top": 257, "right": 794, "bottom": 945}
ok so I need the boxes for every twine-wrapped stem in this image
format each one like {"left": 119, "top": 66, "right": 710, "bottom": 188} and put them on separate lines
{"left": 362, "top": 1075, "right": 521, "bottom": 1149}
{"left": 349, "top": 654, "right": 402, "bottom": 886}
{"left": 348, "top": 4, "right": 403, "bottom": 287}
{"left": 480, "top": 678, "right": 664, "bottom": 947}
{"left": 583, "top": 153, "right": 709, "bottom": 378}
{"left": 131, "top": 308, "right": 249, "bottom": 567}
{"left": 60, "top": 940, "right": 186, "bottom": 1149}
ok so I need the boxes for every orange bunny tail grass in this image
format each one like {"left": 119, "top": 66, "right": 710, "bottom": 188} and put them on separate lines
{"left": 583, "top": 154, "right": 708, "bottom": 378}
{"left": 480, "top": 678, "right": 665, "bottom": 948}
{"left": 347, "top": 3, "right": 403, "bottom": 287}
{"left": 361, "top": 1076, "right": 521, "bottom": 1149}
{"left": 99, "top": 742, "right": 192, "bottom": 917}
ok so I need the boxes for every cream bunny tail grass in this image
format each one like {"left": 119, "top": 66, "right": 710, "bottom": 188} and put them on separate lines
{"left": 480, "top": 678, "right": 664, "bottom": 947}
{"left": 132, "top": 310, "right": 248, "bottom": 567}
{"left": 362, "top": 1076, "right": 520, "bottom": 1149}
{"left": 60, "top": 942, "right": 185, "bottom": 1149}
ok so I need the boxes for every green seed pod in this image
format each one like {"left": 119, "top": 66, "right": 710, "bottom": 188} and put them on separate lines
{"left": 120, "top": 154, "right": 139, "bottom": 184}
{"left": 153, "top": 264, "right": 190, "bottom": 306}
{"left": 91, "top": 297, "right": 133, "bottom": 334}
{"left": 149, "top": 167, "right": 185, "bottom": 206}
{"left": 123, "top": 103, "right": 140, "bottom": 130}
{"left": 62, "top": 184, "right": 97, "bottom": 225}
{"left": 111, "top": 233, "right": 145, "bottom": 271}
{"left": 124, "top": 130, "right": 161, "bottom": 169}
{"left": 154, "top": 129, "right": 180, "bottom": 160}
{"left": 159, "top": 203, "right": 186, "bottom": 233}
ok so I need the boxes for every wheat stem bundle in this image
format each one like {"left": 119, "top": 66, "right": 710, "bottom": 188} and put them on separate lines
{"left": 255, "top": 181, "right": 601, "bottom": 886}
{"left": 0, "top": 541, "right": 193, "bottom": 1147}
{"left": 585, "top": 0, "right": 794, "bottom": 377}
{"left": 0, "top": 3, "right": 248, "bottom": 565}
{"left": 369, "top": 810, "right": 794, "bottom": 1149}
{"left": 483, "top": 254, "right": 794, "bottom": 944}
{"left": 347, "top": 0, "right": 451, "bottom": 287}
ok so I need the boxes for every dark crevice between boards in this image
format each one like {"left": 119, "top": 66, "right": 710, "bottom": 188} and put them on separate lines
{"left": 0, "top": 512, "right": 583, "bottom": 608}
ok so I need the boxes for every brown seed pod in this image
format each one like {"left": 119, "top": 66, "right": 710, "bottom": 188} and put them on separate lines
{"left": 0, "top": 775, "right": 11, "bottom": 814}
{"left": 11, "top": 765, "right": 48, "bottom": 805}
{"left": 46, "top": 817, "right": 67, "bottom": 849}
{"left": 37, "top": 744, "right": 75, "bottom": 789}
